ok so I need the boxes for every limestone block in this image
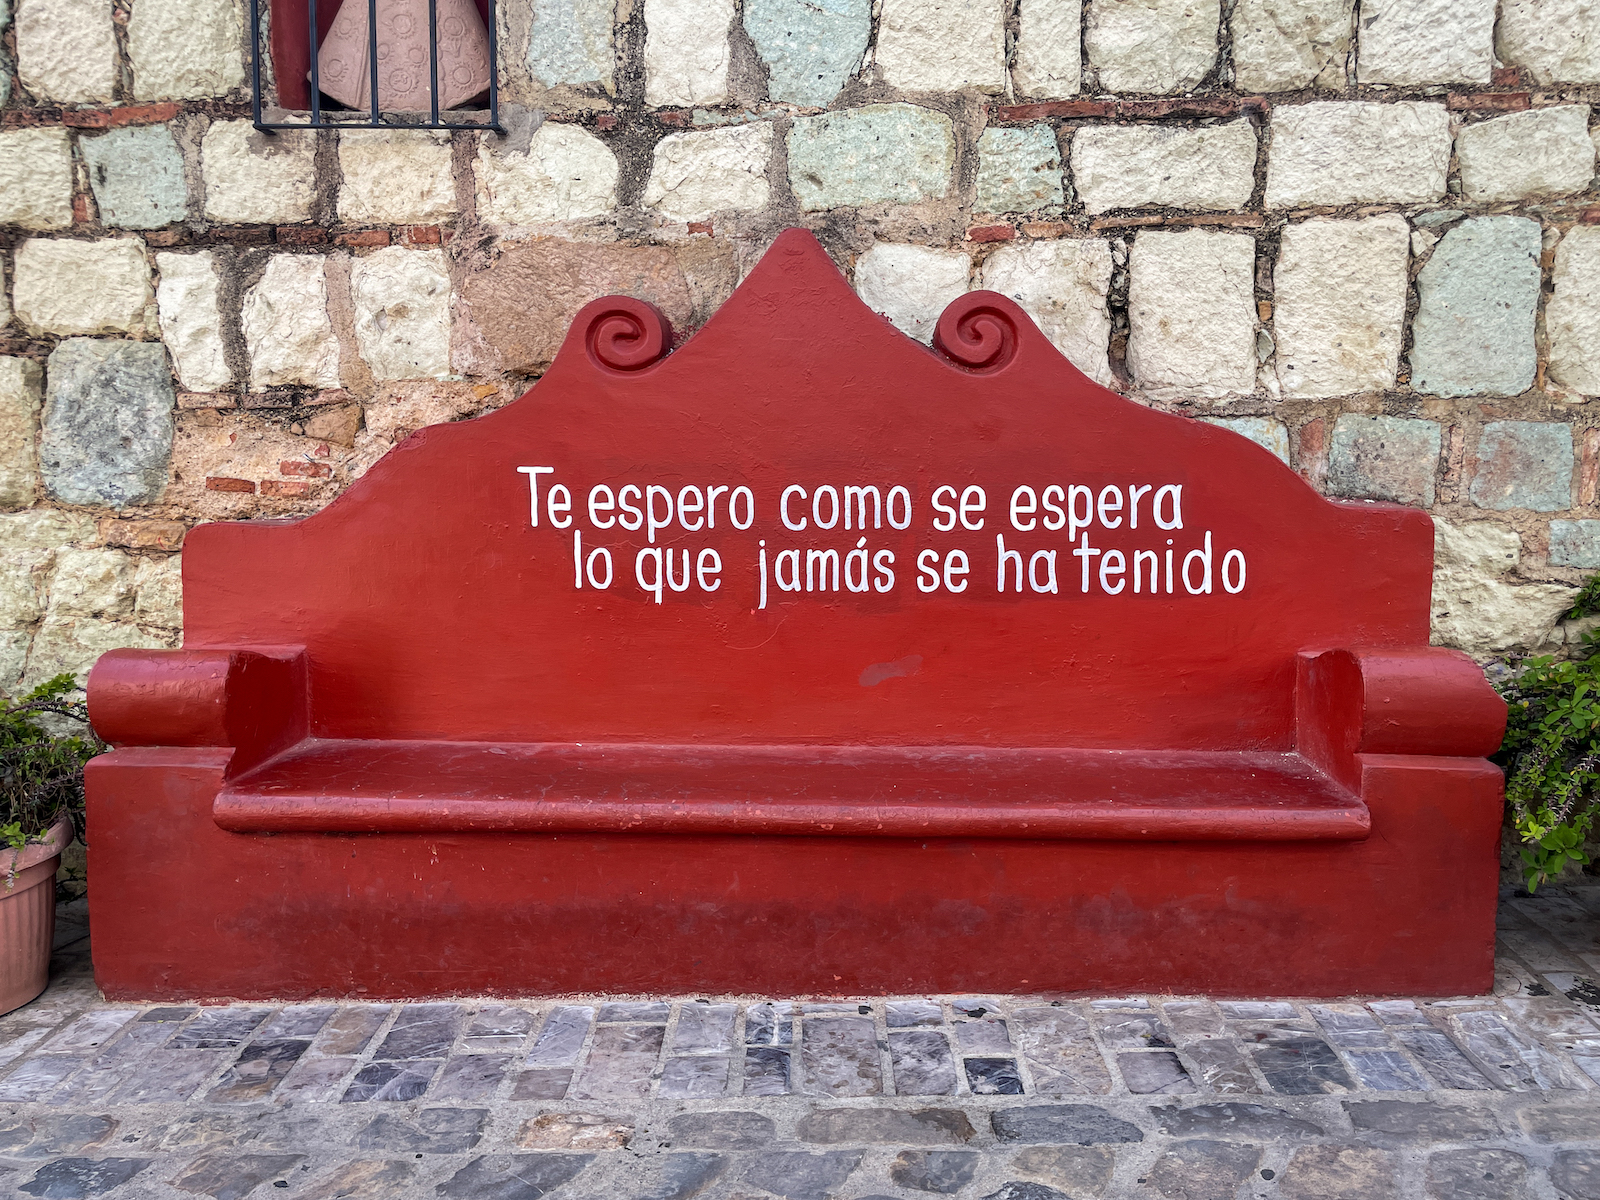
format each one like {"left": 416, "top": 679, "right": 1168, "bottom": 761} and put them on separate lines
{"left": 0, "top": 509, "right": 96, "bottom": 551}
{"left": 1230, "top": 0, "right": 1352, "bottom": 92}
{"left": 1272, "top": 215, "right": 1409, "bottom": 399}
{"left": 853, "top": 244, "right": 971, "bottom": 345}
{"left": 1496, "top": 0, "right": 1600, "bottom": 85}
{"left": 0, "top": 549, "right": 52, "bottom": 626}
{"left": 644, "top": 0, "right": 734, "bottom": 106}
{"left": 0, "top": 128, "right": 74, "bottom": 231}
{"left": 156, "top": 252, "right": 232, "bottom": 393}
{"left": 1549, "top": 227, "right": 1600, "bottom": 398}
{"left": 474, "top": 122, "right": 618, "bottom": 225}
{"left": 875, "top": 0, "right": 1005, "bottom": 93}
{"left": 133, "top": 556, "right": 184, "bottom": 630}
{"left": 975, "top": 127, "right": 1064, "bottom": 214}
{"left": 527, "top": 0, "right": 615, "bottom": 89}
{"left": 1084, "top": 0, "right": 1220, "bottom": 94}
{"left": 15, "top": 0, "right": 115, "bottom": 104}
{"left": 338, "top": 131, "right": 457, "bottom": 225}
{"left": 47, "top": 548, "right": 137, "bottom": 620}
{"left": 1469, "top": 421, "right": 1573, "bottom": 512}
{"left": 1551, "top": 520, "right": 1600, "bottom": 568}
{"left": 81, "top": 126, "right": 189, "bottom": 230}
{"left": 1357, "top": 0, "right": 1494, "bottom": 85}
{"left": 980, "top": 239, "right": 1113, "bottom": 387}
{"left": 744, "top": 0, "right": 871, "bottom": 106}
{"left": 1456, "top": 106, "right": 1595, "bottom": 204}
{"left": 787, "top": 104, "right": 955, "bottom": 211}
{"left": 349, "top": 247, "right": 452, "bottom": 381}
{"left": 1126, "top": 229, "right": 1255, "bottom": 400}
{"left": 1326, "top": 415, "right": 1440, "bottom": 506}
{"left": 456, "top": 241, "right": 696, "bottom": 374}
{"left": 24, "top": 615, "right": 170, "bottom": 689}
{"left": 13, "top": 239, "right": 155, "bottom": 338}
{"left": 128, "top": 0, "right": 246, "bottom": 100}
{"left": 201, "top": 121, "right": 316, "bottom": 225}
{"left": 242, "top": 256, "right": 342, "bottom": 391}
{"left": 1410, "top": 217, "right": 1541, "bottom": 399}
{"left": 1013, "top": 0, "right": 1083, "bottom": 98}
{"left": 0, "top": 358, "right": 42, "bottom": 509}
{"left": 644, "top": 123, "right": 773, "bottom": 222}
{"left": 1200, "top": 417, "right": 1291, "bottom": 463}
{"left": 40, "top": 339, "right": 176, "bottom": 508}
{"left": 1071, "top": 120, "right": 1255, "bottom": 214}
{"left": 1264, "top": 102, "right": 1449, "bottom": 208}
{"left": 1431, "top": 517, "right": 1572, "bottom": 654}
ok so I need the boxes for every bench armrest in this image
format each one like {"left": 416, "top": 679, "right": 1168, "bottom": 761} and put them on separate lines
{"left": 88, "top": 647, "right": 308, "bottom": 778}
{"left": 1296, "top": 647, "right": 1506, "bottom": 792}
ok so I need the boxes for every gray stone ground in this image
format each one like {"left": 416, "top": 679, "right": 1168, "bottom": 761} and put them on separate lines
{"left": 4, "top": 888, "right": 1600, "bottom": 1198}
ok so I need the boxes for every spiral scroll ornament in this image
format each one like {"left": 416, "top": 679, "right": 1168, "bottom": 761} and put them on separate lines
{"left": 932, "top": 292, "right": 1022, "bottom": 372}
{"left": 583, "top": 298, "right": 674, "bottom": 373}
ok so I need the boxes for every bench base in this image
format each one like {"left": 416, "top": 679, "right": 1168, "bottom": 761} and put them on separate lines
{"left": 86, "top": 747, "right": 1501, "bottom": 1000}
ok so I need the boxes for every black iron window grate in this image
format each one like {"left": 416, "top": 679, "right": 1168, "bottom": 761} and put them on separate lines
{"left": 249, "top": 0, "right": 502, "bottom": 133}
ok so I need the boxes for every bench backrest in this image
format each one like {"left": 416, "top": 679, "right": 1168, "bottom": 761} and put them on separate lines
{"left": 182, "top": 230, "right": 1432, "bottom": 751}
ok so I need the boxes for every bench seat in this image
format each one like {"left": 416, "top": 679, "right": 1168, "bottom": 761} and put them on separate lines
{"left": 215, "top": 739, "right": 1370, "bottom": 840}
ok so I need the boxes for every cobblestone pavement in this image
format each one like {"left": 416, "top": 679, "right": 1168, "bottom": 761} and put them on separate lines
{"left": 4, "top": 889, "right": 1600, "bottom": 1198}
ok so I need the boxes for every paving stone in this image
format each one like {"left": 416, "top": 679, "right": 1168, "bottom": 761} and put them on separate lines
{"left": 1013, "top": 0, "right": 1082, "bottom": 97}
{"left": 1007, "top": 1145, "right": 1114, "bottom": 1194}
{"left": 992, "top": 1105, "right": 1143, "bottom": 1145}
{"left": 0, "top": 1114, "right": 117, "bottom": 1159}
{"left": 1250, "top": 1036, "right": 1354, "bottom": 1095}
{"left": 205, "top": 1038, "right": 310, "bottom": 1102}
{"left": 1011, "top": 1008, "right": 1114, "bottom": 1095}
{"left": 1163, "top": 1001, "right": 1226, "bottom": 1039}
{"left": 511, "top": 1068, "right": 572, "bottom": 1099}
{"left": 1392, "top": 1027, "right": 1495, "bottom": 1090}
{"left": 1265, "top": 102, "right": 1451, "bottom": 207}
{"left": 1093, "top": 1013, "right": 1174, "bottom": 1050}
{"left": 1357, "top": 0, "right": 1494, "bottom": 84}
{"left": 528, "top": 1006, "right": 595, "bottom": 1066}
{"left": 419, "top": 1053, "right": 507, "bottom": 1101}
{"left": 1343, "top": 1051, "right": 1429, "bottom": 1092}
{"left": 435, "top": 1153, "right": 594, "bottom": 1200}
{"left": 315, "top": 1006, "right": 391, "bottom": 1056}
{"left": 1310, "top": 1005, "right": 1387, "bottom": 1047}
{"left": 801, "top": 1016, "right": 882, "bottom": 1096}
{"left": 1553, "top": 1150, "right": 1600, "bottom": 1200}
{"left": 787, "top": 104, "right": 956, "bottom": 211}
{"left": 350, "top": 1107, "right": 486, "bottom": 1153}
{"left": 1468, "top": 420, "right": 1576, "bottom": 514}
{"left": 256, "top": 1007, "right": 337, "bottom": 1041}
{"left": 371, "top": 1004, "right": 461, "bottom": 1060}
{"left": 1119, "top": 1051, "right": 1196, "bottom": 1095}
{"left": 1072, "top": 122, "right": 1255, "bottom": 216}
{"left": 1143, "top": 1139, "right": 1262, "bottom": 1200}
{"left": 666, "top": 1111, "right": 776, "bottom": 1150}
{"left": 744, "top": 1046, "right": 792, "bottom": 1095}
{"left": 276, "top": 1055, "right": 356, "bottom": 1101}
{"left": 1425, "top": 1149, "right": 1528, "bottom": 1200}
{"left": 1326, "top": 415, "right": 1442, "bottom": 508}
{"left": 1220, "top": 1003, "right": 1299, "bottom": 1020}
{"left": 976, "top": 126, "right": 1065, "bottom": 214}
{"left": 1181, "top": 1040, "right": 1261, "bottom": 1094}
{"left": 1412, "top": 217, "right": 1541, "bottom": 399}
{"left": 1153, "top": 1102, "right": 1323, "bottom": 1139}
{"left": 740, "top": 1150, "right": 863, "bottom": 1200}
{"left": 1345, "top": 1100, "right": 1501, "bottom": 1138}
{"left": 1126, "top": 228, "right": 1257, "bottom": 400}
{"left": 517, "top": 1112, "right": 632, "bottom": 1150}
{"left": 1501, "top": 997, "right": 1600, "bottom": 1050}
{"left": 340, "top": 1059, "right": 440, "bottom": 1102}
{"left": 674, "top": 1004, "right": 738, "bottom": 1054}
{"left": 1231, "top": 0, "right": 1353, "bottom": 91}
{"left": 660, "top": 1056, "right": 731, "bottom": 1098}
{"left": 875, "top": 0, "right": 1005, "bottom": 92}
{"left": 109, "top": 1049, "right": 229, "bottom": 1103}
{"left": 798, "top": 1107, "right": 976, "bottom": 1145}
{"left": 980, "top": 1183, "right": 1070, "bottom": 1200}
{"left": 1519, "top": 1104, "right": 1600, "bottom": 1141}
{"left": 643, "top": 0, "right": 734, "bottom": 105}
{"left": 890, "top": 1149, "right": 980, "bottom": 1194}
{"left": 1277, "top": 1145, "right": 1397, "bottom": 1200}
{"left": 886, "top": 1002, "right": 944, "bottom": 1028}
{"left": 295, "top": 1158, "right": 418, "bottom": 1200}
{"left": 171, "top": 1009, "right": 273, "bottom": 1050}
{"left": 81, "top": 125, "right": 188, "bottom": 230}
{"left": 169, "top": 1152, "right": 305, "bottom": 1200}
{"left": 17, "top": 1157, "right": 150, "bottom": 1198}
{"left": 599, "top": 1003, "right": 671, "bottom": 1024}
{"left": 43, "top": 1011, "right": 140, "bottom": 1054}
{"left": 743, "top": 0, "right": 871, "bottom": 106}
{"left": 956, "top": 1021, "right": 1014, "bottom": 1053}
{"left": 1084, "top": 0, "right": 1219, "bottom": 92}
{"left": 575, "top": 1024, "right": 665, "bottom": 1099}
{"left": 628, "top": 1152, "right": 728, "bottom": 1200}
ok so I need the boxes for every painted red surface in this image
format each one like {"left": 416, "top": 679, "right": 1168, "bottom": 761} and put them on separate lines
{"left": 86, "top": 230, "right": 1507, "bottom": 999}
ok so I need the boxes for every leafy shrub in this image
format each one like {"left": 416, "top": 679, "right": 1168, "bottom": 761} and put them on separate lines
{"left": 0, "top": 674, "right": 100, "bottom": 855}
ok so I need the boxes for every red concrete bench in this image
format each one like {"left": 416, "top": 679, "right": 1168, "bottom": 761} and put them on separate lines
{"left": 86, "top": 230, "right": 1506, "bottom": 1000}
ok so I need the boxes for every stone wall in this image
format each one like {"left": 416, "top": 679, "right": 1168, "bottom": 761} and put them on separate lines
{"left": 1, "top": 0, "right": 1599, "bottom": 693}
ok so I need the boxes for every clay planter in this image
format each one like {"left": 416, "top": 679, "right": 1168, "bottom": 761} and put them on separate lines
{"left": 0, "top": 819, "right": 71, "bottom": 1016}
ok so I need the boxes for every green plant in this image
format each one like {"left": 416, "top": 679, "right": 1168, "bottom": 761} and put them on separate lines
{"left": 1, "top": 674, "right": 100, "bottom": 856}
{"left": 1495, "top": 648, "right": 1600, "bottom": 891}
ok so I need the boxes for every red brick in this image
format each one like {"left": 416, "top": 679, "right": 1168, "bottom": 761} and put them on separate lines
{"left": 214, "top": 226, "right": 276, "bottom": 245}
{"left": 1448, "top": 92, "right": 1531, "bottom": 112}
{"left": 403, "top": 225, "right": 442, "bottom": 245}
{"left": 145, "top": 229, "right": 186, "bottom": 247}
{"left": 991, "top": 99, "right": 1114, "bottom": 122}
{"left": 280, "top": 459, "right": 333, "bottom": 477}
{"left": 177, "top": 391, "right": 236, "bottom": 409}
{"left": 657, "top": 109, "right": 691, "bottom": 127}
{"left": 1021, "top": 221, "right": 1069, "bottom": 239}
{"left": 1581, "top": 207, "right": 1600, "bottom": 225}
{"left": 1298, "top": 418, "right": 1327, "bottom": 489}
{"left": 1089, "top": 215, "right": 1164, "bottom": 230}
{"left": 108, "top": 102, "right": 181, "bottom": 127}
{"left": 99, "top": 518, "right": 187, "bottom": 552}
{"left": 260, "top": 479, "right": 313, "bottom": 497}
{"left": 334, "top": 229, "right": 391, "bottom": 248}
{"left": 72, "top": 193, "right": 93, "bottom": 224}
{"left": 966, "top": 224, "right": 1015, "bottom": 243}
{"left": 687, "top": 221, "right": 713, "bottom": 235}
{"left": 62, "top": 110, "right": 113, "bottom": 129}
{"left": 1166, "top": 212, "right": 1266, "bottom": 228}
{"left": 1492, "top": 65, "right": 1523, "bottom": 87}
{"left": 1117, "top": 96, "right": 1239, "bottom": 119}
{"left": 277, "top": 225, "right": 328, "bottom": 246}
{"left": 206, "top": 477, "right": 256, "bottom": 493}
{"left": 595, "top": 113, "right": 619, "bottom": 130}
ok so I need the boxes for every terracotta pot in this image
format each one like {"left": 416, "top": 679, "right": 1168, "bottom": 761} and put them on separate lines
{"left": 0, "top": 819, "right": 72, "bottom": 1017}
